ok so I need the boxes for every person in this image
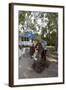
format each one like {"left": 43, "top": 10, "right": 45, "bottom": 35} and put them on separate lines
{"left": 32, "top": 45, "right": 39, "bottom": 61}
{"left": 41, "top": 40, "right": 47, "bottom": 61}
{"left": 30, "top": 44, "right": 35, "bottom": 57}
{"left": 32, "top": 43, "right": 46, "bottom": 73}
{"left": 21, "top": 48, "right": 26, "bottom": 57}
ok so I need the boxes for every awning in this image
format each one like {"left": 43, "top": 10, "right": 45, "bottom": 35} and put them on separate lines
{"left": 19, "top": 32, "right": 35, "bottom": 39}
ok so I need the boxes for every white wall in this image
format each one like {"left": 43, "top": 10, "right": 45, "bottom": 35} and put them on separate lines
{"left": 0, "top": 0, "right": 66, "bottom": 90}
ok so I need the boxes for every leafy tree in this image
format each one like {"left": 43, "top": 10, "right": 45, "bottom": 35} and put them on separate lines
{"left": 19, "top": 11, "right": 58, "bottom": 50}
{"left": 46, "top": 13, "right": 58, "bottom": 50}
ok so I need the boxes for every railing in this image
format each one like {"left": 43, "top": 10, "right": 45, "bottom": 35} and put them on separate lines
{"left": 19, "top": 41, "right": 32, "bottom": 46}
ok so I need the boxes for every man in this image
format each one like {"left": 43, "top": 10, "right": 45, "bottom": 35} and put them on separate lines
{"left": 41, "top": 40, "right": 47, "bottom": 61}
{"left": 30, "top": 44, "right": 35, "bottom": 56}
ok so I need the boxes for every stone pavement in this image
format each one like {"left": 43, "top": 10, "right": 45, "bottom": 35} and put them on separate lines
{"left": 18, "top": 48, "right": 58, "bottom": 79}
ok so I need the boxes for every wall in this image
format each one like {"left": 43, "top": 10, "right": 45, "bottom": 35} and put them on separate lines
{"left": 0, "top": 0, "right": 66, "bottom": 90}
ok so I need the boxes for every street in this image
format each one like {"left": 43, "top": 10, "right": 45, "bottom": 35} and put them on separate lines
{"left": 18, "top": 48, "right": 58, "bottom": 79}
